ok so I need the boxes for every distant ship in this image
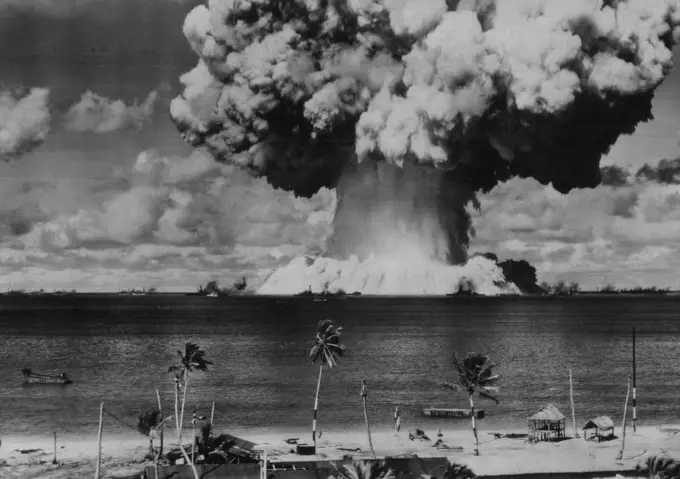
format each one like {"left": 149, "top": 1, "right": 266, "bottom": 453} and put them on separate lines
{"left": 22, "top": 368, "right": 73, "bottom": 385}
{"left": 206, "top": 292, "right": 218, "bottom": 297}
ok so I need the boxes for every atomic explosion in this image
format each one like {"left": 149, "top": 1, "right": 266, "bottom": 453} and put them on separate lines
{"left": 170, "top": 0, "right": 680, "bottom": 295}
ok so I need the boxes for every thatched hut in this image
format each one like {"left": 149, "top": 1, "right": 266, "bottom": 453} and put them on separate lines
{"left": 582, "top": 416, "right": 615, "bottom": 442}
{"left": 528, "top": 404, "right": 566, "bottom": 442}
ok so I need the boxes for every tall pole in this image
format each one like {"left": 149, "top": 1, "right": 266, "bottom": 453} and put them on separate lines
{"left": 156, "top": 389, "right": 163, "bottom": 458}
{"left": 95, "top": 402, "right": 104, "bottom": 479}
{"left": 569, "top": 368, "right": 579, "bottom": 438}
{"left": 210, "top": 401, "right": 215, "bottom": 428}
{"left": 632, "top": 326, "right": 637, "bottom": 433}
{"left": 616, "top": 375, "right": 631, "bottom": 461}
{"left": 360, "top": 380, "right": 376, "bottom": 459}
{"left": 52, "top": 432, "right": 57, "bottom": 465}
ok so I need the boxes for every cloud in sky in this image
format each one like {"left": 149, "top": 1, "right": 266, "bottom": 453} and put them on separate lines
{"left": 0, "top": 148, "right": 335, "bottom": 291}
{"left": 470, "top": 169, "right": 680, "bottom": 289}
{"left": 63, "top": 90, "right": 158, "bottom": 134}
{"left": 3, "top": 154, "right": 680, "bottom": 291}
{"left": 0, "top": 88, "right": 51, "bottom": 160}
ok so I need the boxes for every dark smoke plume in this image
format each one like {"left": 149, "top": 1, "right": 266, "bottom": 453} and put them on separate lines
{"left": 636, "top": 158, "right": 680, "bottom": 184}
{"left": 171, "top": 0, "right": 680, "bottom": 271}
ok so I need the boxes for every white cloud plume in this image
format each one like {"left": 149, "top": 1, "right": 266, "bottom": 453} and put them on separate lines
{"left": 64, "top": 90, "right": 158, "bottom": 134}
{"left": 9, "top": 149, "right": 336, "bottom": 288}
{"left": 0, "top": 88, "right": 51, "bottom": 160}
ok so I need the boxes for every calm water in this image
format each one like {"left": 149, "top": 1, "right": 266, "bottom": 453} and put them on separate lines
{"left": 1, "top": 295, "right": 679, "bottom": 439}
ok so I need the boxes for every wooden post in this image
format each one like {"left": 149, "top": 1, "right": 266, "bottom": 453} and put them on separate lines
{"left": 156, "top": 388, "right": 163, "bottom": 458}
{"left": 569, "top": 368, "right": 579, "bottom": 438}
{"left": 632, "top": 326, "right": 637, "bottom": 433}
{"left": 95, "top": 403, "right": 104, "bottom": 479}
{"left": 616, "top": 375, "right": 631, "bottom": 461}
{"left": 52, "top": 432, "right": 57, "bottom": 464}
{"left": 360, "top": 380, "right": 376, "bottom": 459}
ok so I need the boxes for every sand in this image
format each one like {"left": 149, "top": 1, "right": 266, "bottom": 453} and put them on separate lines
{"left": 2, "top": 425, "right": 679, "bottom": 478}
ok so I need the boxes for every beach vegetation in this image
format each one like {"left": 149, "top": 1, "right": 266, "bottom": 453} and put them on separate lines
{"left": 136, "top": 409, "right": 162, "bottom": 458}
{"left": 440, "top": 462, "right": 476, "bottom": 479}
{"left": 331, "top": 459, "right": 395, "bottom": 479}
{"left": 440, "top": 352, "right": 500, "bottom": 456}
{"left": 309, "top": 319, "right": 346, "bottom": 447}
{"left": 637, "top": 455, "right": 680, "bottom": 478}
{"left": 168, "top": 342, "right": 213, "bottom": 479}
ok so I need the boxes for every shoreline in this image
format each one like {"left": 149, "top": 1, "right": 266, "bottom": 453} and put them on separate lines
{"left": 2, "top": 424, "right": 680, "bottom": 478}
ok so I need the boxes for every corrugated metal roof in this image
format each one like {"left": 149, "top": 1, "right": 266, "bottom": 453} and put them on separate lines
{"left": 528, "top": 404, "right": 565, "bottom": 421}
{"left": 582, "top": 415, "right": 614, "bottom": 430}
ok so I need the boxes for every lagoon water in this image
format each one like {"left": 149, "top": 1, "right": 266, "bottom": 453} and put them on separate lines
{"left": 1, "top": 295, "right": 679, "bottom": 440}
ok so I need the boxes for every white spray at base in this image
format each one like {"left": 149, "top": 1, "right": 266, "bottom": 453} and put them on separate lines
{"left": 170, "top": 0, "right": 680, "bottom": 295}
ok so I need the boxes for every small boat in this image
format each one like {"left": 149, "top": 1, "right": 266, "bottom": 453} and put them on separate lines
{"left": 422, "top": 407, "right": 484, "bottom": 419}
{"left": 22, "top": 368, "right": 73, "bottom": 385}
{"left": 206, "top": 292, "right": 218, "bottom": 297}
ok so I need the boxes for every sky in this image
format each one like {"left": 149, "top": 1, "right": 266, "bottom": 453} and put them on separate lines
{"left": 1, "top": 0, "right": 680, "bottom": 292}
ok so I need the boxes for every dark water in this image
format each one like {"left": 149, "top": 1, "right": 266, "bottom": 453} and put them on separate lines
{"left": 1, "top": 295, "right": 679, "bottom": 439}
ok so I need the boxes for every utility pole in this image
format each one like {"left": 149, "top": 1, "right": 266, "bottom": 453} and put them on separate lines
{"left": 632, "top": 326, "right": 637, "bottom": 433}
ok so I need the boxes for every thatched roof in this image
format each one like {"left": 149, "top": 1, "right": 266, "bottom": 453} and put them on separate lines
{"left": 528, "top": 404, "right": 565, "bottom": 421}
{"left": 582, "top": 416, "right": 614, "bottom": 430}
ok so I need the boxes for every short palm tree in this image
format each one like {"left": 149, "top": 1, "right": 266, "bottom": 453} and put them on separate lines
{"left": 331, "top": 459, "right": 395, "bottom": 479}
{"left": 168, "top": 342, "right": 213, "bottom": 479}
{"left": 136, "top": 409, "right": 162, "bottom": 458}
{"left": 309, "top": 319, "right": 345, "bottom": 447}
{"left": 439, "top": 352, "right": 500, "bottom": 456}
{"left": 638, "top": 455, "right": 680, "bottom": 479}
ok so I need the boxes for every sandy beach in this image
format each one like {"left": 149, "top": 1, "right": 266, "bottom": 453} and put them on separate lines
{"left": 2, "top": 424, "right": 680, "bottom": 478}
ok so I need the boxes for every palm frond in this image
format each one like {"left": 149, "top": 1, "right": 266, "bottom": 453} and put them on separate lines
{"left": 446, "top": 351, "right": 501, "bottom": 404}
{"left": 439, "top": 381, "right": 464, "bottom": 392}
{"left": 170, "top": 342, "right": 212, "bottom": 377}
{"left": 477, "top": 390, "right": 499, "bottom": 404}
{"left": 638, "top": 455, "right": 680, "bottom": 479}
{"left": 442, "top": 462, "right": 476, "bottom": 479}
{"left": 136, "top": 409, "right": 162, "bottom": 437}
{"left": 310, "top": 319, "right": 345, "bottom": 368}
{"left": 333, "top": 460, "right": 394, "bottom": 479}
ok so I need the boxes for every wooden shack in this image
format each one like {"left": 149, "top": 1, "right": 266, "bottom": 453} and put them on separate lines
{"left": 528, "top": 404, "right": 566, "bottom": 442}
{"left": 582, "top": 416, "right": 615, "bottom": 442}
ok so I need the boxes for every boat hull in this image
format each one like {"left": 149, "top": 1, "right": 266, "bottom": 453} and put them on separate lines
{"left": 421, "top": 408, "right": 484, "bottom": 419}
{"left": 22, "top": 375, "right": 73, "bottom": 385}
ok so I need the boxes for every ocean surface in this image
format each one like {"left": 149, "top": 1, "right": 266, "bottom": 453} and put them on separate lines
{"left": 1, "top": 295, "right": 679, "bottom": 441}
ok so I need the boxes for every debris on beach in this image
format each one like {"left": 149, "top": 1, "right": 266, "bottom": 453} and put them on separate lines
{"left": 15, "top": 448, "right": 43, "bottom": 455}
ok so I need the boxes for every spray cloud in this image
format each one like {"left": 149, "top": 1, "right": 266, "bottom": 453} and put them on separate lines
{"left": 171, "top": 0, "right": 680, "bottom": 294}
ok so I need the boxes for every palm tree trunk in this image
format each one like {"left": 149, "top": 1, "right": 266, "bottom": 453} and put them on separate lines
{"left": 175, "top": 380, "right": 199, "bottom": 479}
{"left": 156, "top": 388, "right": 164, "bottom": 458}
{"left": 312, "top": 365, "right": 323, "bottom": 446}
{"left": 469, "top": 394, "right": 479, "bottom": 456}
{"left": 617, "top": 375, "right": 632, "bottom": 461}
{"left": 180, "top": 374, "right": 189, "bottom": 438}
{"left": 362, "top": 394, "right": 376, "bottom": 458}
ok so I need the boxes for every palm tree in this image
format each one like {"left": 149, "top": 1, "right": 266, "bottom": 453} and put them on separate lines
{"left": 168, "top": 342, "right": 213, "bottom": 479}
{"left": 136, "top": 408, "right": 172, "bottom": 478}
{"left": 136, "top": 409, "right": 162, "bottom": 458}
{"left": 331, "top": 459, "right": 395, "bottom": 479}
{"left": 638, "top": 455, "right": 680, "bottom": 479}
{"left": 309, "top": 319, "right": 345, "bottom": 447}
{"left": 439, "top": 352, "right": 500, "bottom": 456}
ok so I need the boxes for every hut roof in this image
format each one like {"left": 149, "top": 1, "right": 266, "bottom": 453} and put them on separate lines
{"left": 582, "top": 416, "right": 614, "bottom": 430}
{"left": 528, "top": 404, "right": 565, "bottom": 421}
